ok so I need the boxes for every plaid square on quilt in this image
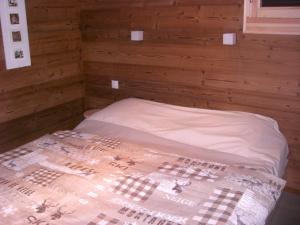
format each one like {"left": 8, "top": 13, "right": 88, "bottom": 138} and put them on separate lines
{"left": 87, "top": 213, "right": 119, "bottom": 225}
{"left": 0, "top": 147, "right": 33, "bottom": 164}
{"left": 53, "top": 130, "right": 82, "bottom": 139}
{"left": 158, "top": 162, "right": 216, "bottom": 182}
{"left": 93, "top": 136, "right": 121, "bottom": 149}
{"left": 84, "top": 137, "right": 121, "bottom": 152}
{"left": 24, "top": 168, "right": 63, "bottom": 187}
{"left": 110, "top": 176, "right": 159, "bottom": 202}
{"left": 193, "top": 188, "right": 243, "bottom": 225}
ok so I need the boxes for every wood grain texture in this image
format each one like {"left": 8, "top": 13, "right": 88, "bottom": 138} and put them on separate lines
{"left": 0, "top": 99, "right": 84, "bottom": 153}
{"left": 80, "top": 0, "right": 243, "bottom": 10}
{"left": 81, "top": 0, "right": 300, "bottom": 192}
{"left": 0, "top": 0, "right": 84, "bottom": 151}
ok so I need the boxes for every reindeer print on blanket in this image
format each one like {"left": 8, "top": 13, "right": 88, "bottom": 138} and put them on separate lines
{"left": 0, "top": 130, "right": 285, "bottom": 225}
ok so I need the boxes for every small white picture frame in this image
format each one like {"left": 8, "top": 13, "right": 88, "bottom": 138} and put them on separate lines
{"left": 0, "top": 0, "right": 31, "bottom": 70}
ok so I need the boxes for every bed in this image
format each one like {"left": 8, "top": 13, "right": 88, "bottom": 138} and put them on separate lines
{"left": 0, "top": 98, "right": 289, "bottom": 225}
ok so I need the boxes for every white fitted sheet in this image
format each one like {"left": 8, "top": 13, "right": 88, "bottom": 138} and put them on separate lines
{"left": 86, "top": 98, "right": 289, "bottom": 177}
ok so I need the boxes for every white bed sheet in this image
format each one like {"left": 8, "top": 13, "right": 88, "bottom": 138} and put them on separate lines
{"left": 85, "top": 98, "right": 289, "bottom": 177}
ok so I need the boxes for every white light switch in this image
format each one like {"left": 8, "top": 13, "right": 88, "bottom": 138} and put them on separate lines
{"left": 111, "top": 80, "right": 119, "bottom": 89}
{"left": 223, "top": 33, "right": 237, "bottom": 45}
{"left": 131, "top": 31, "right": 143, "bottom": 41}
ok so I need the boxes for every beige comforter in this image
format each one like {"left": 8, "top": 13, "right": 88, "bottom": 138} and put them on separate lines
{"left": 0, "top": 128, "right": 285, "bottom": 225}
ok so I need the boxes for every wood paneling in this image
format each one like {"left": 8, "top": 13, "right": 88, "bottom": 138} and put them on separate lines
{"left": 81, "top": 0, "right": 300, "bottom": 192}
{"left": 80, "top": 0, "right": 243, "bottom": 10}
{"left": 0, "top": 0, "right": 84, "bottom": 152}
{"left": 0, "top": 99, "right": 83, "bottom": 152}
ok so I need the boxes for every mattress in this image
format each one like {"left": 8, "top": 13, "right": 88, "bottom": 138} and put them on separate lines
{"left": 84, "top": 98, "right": 289, "bottom": 177}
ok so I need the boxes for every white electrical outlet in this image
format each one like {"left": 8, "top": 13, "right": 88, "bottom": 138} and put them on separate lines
{"left": 111, "top": 80, "right": 119, "bottom": 89}
{"left": 223, "top": 33, "right": 237, "bottom": 45}
{"left": 131, "top": 31, "right": 143, "bottom": 41}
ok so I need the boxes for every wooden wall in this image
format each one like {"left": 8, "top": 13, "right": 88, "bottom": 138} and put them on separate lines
{"left": 0, "top": 0, "right": 84, "bottom": 152}
{"left": 81, "top": 0, "right": 300, "bottom": 192}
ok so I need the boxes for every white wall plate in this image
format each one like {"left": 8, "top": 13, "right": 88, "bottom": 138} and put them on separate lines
{"left": 0, "top": 0, "right": 31, "bottom": 70}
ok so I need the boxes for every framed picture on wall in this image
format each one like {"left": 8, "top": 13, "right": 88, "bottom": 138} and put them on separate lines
{"left": 10, "top": 13, "right": 20, "bottom": 25}
{"left": 8, "top": 0, "right": 18, "bottom": 7}
{"left": 12, "top": 31, "right": 22, "bottom": 42}
{"left": 0, "top": 0, "right": 31, "bottom": 69}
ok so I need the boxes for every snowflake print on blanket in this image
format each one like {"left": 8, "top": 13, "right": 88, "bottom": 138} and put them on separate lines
{"left": 225, "top": 174, "right": 284, "bottom": 201}
{"left": 0, "top": 205, "right": 18, "bottom": 217}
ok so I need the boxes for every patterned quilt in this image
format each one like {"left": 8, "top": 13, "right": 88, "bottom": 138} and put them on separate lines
{"left": 0, "top": 130, "right": 285, "bottom": 225}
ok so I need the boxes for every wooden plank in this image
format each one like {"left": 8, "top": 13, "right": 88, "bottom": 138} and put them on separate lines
{"left": 30, "top": 30, "right": 81, "bottom": 56}
{"left": 84, "top": 62, "right": 204, "bottom": 85}
{"left": 27, "top": 5, "right": 79, "bottom": 24}
{"left": 82, "top": 27, "right": 225, "bottom": 46}
{"left": 0, "top": 77, "right": 84, "bottom": 123}
{"left": 0, "top": 62, "right": 81, "bottom": 94}
{"left": 0, "top": 114, "right": 82, "bottom": 153}
{"left": 175, "top": 0, "right": 243, "bottom": 5}
{"left": 79, "top": 0, "right": 243, "bottom": 10}
{"left": 29, "top": 20, "right": 80, "bottom": 32}
{"left": 27, "top": 0, "right": 81, "bottom": 8}
{"left": 86, "top": 77, "right": 300, "bottom": 114}
{"left": 82, "top": 41, "right": 300, "bottom": 79}
{"left": 286, "top": 165, "right": 300, "bottom": 192}
{"left": 82, "top": 40, "right": 300, "bottom": 66}
{"left": 81, "top": 5, "right": 242, "bottom": 34}
{"left": 84, "top": 61, "right": 300, "bottom": 97}
{"left": 31, "top": 50, "right": 80, "bottom": 68}
{"left": 85, "top": 96, "right": 117, "bottom": 109}
{"left": 0, "top": 99, "right": 83, "bottom": 152}
{"left": 80, "top": 0, "right": 176, "bottom": 10}
{"left": 239, "top": 34, "right": 300, "bottom": 51}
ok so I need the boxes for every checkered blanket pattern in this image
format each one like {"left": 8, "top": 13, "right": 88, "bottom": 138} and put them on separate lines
{"left": 0, "top": 147, "right": 33, "bottom": 164}
{"left": 87, "top": 213, "right": 119, "bottom": 225}
{"left": 53, "top": 130, "right": 82, "bottom": 139}
{"left": 23, "top": 168, "right": 63, "bottom": 187}
{"left": 193, "top": 188, "right": 243, "bottom": 225}
{"left": 177, "top": 157, "right": 227, "bottom": 171}
{"left": 110, "top": 176, "right": 159, "bottom": 202}
{"left": 158, "top": 162, "right": 216, "bottom": 182}
{"left": 84, "top": 137, "right": 121, "bottom": 152}
{"left": 93, "top": 136, "right": 121, "bottom": 149}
